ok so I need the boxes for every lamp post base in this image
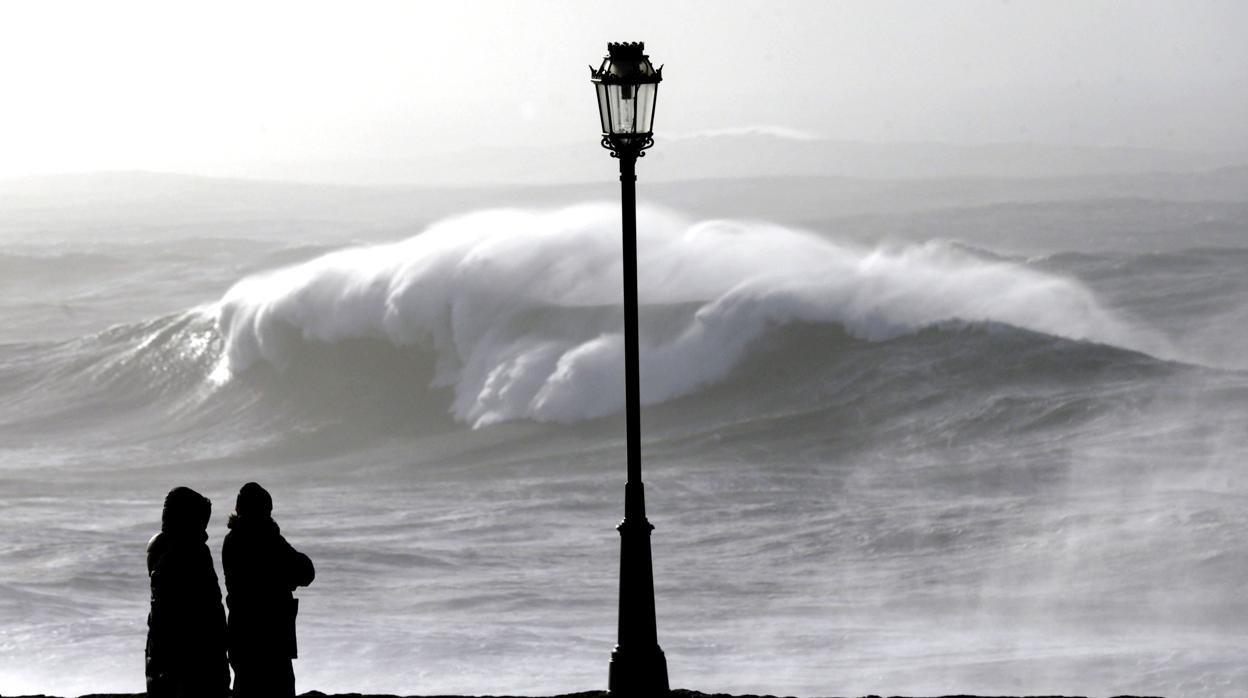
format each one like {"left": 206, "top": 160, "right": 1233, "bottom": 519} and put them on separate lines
{"left": 608, "top": 643, "right": 670, "bottom": 696}
{"left": 608, "top": 485, "right": 669, "bottom": 696}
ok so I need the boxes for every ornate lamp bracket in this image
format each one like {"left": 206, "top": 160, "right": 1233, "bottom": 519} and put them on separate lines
{"left": 600, "top": 134, "right": 656, "bottom": 159}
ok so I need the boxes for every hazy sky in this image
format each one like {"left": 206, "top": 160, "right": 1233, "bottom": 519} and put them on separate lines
{"left": 1, "top": 0, "right": 1245, "bottom": 179}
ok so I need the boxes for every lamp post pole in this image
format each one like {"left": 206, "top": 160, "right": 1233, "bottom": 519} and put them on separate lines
{"left": 590, "top": 42, "right": 669, "bottom": 696}
{"left": 609, "top": 142, "right": 669, "bottom": 696}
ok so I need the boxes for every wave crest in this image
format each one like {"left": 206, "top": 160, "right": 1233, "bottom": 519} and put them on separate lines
{"left": 214, "top": 205, "right": 1161, "bottom": 427}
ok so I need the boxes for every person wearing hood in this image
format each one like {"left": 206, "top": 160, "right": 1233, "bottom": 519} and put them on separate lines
{"left": 223, "top": 482, "right": 315, "bottom": 698}
{"left": 145, "top": 486, "right": 230, "bottom": 698}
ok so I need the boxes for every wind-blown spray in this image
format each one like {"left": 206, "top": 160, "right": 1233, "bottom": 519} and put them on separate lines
{"left": 214, "top": 205, "right": 1163, "bottom": 426}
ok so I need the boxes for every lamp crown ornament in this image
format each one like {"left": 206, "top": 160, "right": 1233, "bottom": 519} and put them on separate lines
{"left": 590, "top": 42, "right": 663, "bottom": 85}
{"left": 608, "top": 41, "right": 644, "bottom": 55}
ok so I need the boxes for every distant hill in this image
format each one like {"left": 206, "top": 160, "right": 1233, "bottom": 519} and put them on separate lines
{"left": 209, "top": 134, "right": 1248, "bottom": 187}
{"left": 2, "top": 165, "right": 1246, "bottom": 249}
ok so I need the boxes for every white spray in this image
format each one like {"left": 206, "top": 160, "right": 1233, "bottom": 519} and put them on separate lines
{"left": 214, "top": 205, "right": 1162, "bottom": 427}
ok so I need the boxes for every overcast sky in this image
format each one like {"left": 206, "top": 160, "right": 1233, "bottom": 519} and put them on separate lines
{"left": 1, "top": 0, "right": 1245, "bottom": 179}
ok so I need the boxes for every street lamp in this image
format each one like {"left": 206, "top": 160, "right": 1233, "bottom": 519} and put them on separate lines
{"left": 590, "top": 41, "right": 669, "bottom": 696}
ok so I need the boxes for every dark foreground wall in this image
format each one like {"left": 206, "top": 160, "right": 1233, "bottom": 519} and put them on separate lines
{"left": 1, "top": 692, "right": 1165, "bottom": 698}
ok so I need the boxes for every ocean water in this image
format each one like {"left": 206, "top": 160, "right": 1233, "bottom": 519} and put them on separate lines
{"left": 1, "top": 179, "right": 1247, "bottom": 697}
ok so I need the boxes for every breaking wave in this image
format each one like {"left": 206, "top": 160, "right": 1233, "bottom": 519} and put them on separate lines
{"left": 210, "top": 205, "right": 1169, "bottom": 427}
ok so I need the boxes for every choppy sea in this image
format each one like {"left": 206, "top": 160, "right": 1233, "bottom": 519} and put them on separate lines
{"left": 1, "top": 175, "right": 1246, "bottom": 696}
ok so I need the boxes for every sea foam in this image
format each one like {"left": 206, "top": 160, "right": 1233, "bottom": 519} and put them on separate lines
{"left": 214, "top": 205, "right": 1157, "bottom": 427}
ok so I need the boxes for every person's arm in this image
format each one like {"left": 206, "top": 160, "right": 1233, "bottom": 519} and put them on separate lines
{"left": 280, "top": 536, "right": 315, "bottom": 590}
{"left": 148, "top": 545, "right": 193, "bottom": 665}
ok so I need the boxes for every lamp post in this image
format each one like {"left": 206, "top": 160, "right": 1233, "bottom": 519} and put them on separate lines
{"left": 590, "top": 41, "right": 669, "bottom": 696}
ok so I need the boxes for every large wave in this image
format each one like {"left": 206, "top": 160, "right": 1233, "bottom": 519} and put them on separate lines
{"left": 211, "top": 205, "right": 1167, "bottom": 428}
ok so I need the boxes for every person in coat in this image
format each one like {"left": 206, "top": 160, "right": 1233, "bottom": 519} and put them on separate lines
{"left": 145, "top": 486, "right": 230, "bottom": 698}
{"left": 223, "top": 482, "right": 315, "bottom": 698}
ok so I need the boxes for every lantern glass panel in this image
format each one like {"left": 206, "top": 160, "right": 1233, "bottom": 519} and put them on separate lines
{"left": 634, "top": 82, "right": 657, "bottom": 134}
{"left": 595, "top": 82, "right": 611, "bottom": 134}
{"left": 609, "top": 84, "right": 637, "bottom": 134}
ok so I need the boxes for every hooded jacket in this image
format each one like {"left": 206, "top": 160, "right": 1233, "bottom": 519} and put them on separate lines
{"left": 222, "top": 484, "right": 315, "bottom": 660}
{"left": 145, "top": 487, "right": 229, "bottom": 698}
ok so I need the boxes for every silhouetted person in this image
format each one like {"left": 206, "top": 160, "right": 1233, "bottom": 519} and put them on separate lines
{"left": 223, "top": 482, "right": 315, "bottom": 698}
{"left": 145, "top": 486, "right": 230, "bottom": 698}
